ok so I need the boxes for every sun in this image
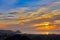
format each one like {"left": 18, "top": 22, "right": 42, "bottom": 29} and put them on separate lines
{"left": 45, "top": 24, "right": 49, "bottom": 26}
{"left": 45, "top": 32, "right": 49, "bottom": 35}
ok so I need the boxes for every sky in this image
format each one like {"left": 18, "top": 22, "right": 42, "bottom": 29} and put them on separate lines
{"left": 0, "top": 0, "right": 60, "bottom": 13}
{"left": 0, "top": 0, "right": 60, "bottom": 34}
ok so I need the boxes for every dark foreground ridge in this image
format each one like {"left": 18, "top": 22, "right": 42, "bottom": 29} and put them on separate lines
{"left": 0, "top": 30, "right": 60, "bottom": 40}
{"left": 4, "top": 34, "right": 60, "bottom": 40}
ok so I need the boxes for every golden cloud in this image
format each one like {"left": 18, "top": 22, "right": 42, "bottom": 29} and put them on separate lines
{"left": 0, "top": 1, "right": 60, "bottom": 34}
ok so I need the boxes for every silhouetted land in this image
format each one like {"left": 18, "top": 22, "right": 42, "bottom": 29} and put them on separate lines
{"left": 4, "top": 34, "right": 60, "bottom": 40}
{"left": 0, "top": 30, "right": 60, "bottom": 40}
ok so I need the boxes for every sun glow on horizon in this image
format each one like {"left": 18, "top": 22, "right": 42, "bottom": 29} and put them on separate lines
{"left": 43, "top": 32, "right": 49, "bottom": 35}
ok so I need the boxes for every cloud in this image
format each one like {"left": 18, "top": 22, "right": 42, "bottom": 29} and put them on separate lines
{"left": 1, "top": 1, "right": 59, "bottom": 22}
{"left": 0, "top": 10, "right": 60, "bottom": 34}
{"left": 0, "top": 0, "right": 60, "bottom": 34}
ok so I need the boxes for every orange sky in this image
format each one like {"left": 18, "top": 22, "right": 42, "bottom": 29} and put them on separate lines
{"left": 0, "top": 5, "right": 60, "bottom": 34}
